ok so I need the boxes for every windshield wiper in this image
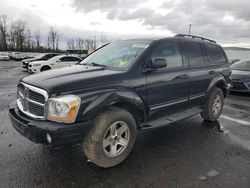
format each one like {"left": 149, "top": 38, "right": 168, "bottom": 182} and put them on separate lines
{"left": 89, "top": 62, "right": 107, "bottom": 68}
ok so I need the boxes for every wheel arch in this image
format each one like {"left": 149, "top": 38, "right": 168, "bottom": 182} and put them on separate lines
{"left": 205, "top": 75, "right": 228, "bottom": 100}
{"left": 41, "top": 65, "right": 51, "bottom": 71}
{"left": 79, "top": 90, "right": 147, "bottom": 127}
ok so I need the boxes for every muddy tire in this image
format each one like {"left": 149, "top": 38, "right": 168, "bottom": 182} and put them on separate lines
{"left": 201, "top": 87, "right": 224, "bottom": 121}
{"left": 83, "top": 107, "right": 137, "bottom": 168}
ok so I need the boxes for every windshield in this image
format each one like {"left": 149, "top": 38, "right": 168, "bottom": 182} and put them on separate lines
{"left": 231, "top": 60, "right": 250, "bottom": 71}
{"left": 47, "top": 55, "right": 61, "bottom": 62}
{"left": 35, "top": 53, "right": 47, "bottom": 59}
{"left": 81, "top": 40, "right": 151, "bottom": 70}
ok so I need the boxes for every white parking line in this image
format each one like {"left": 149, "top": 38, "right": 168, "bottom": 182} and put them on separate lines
{"left": 221, "top": 115, "right": 250, "bottom": 126}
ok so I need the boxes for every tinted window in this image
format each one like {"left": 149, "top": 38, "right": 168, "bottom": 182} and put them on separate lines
{"left": 41, "top": 55, "right": 50, "bottom": 60}
{"left": 183, "top": 42, "right": 206, "bottom": 66}
{"left": 72, "top": 57, "right": 81, "bottom": 62}
{"left": 60, "top": 57, "right": 73, "bottom": 62}
{"left": 151, "top": 42, "right": 183, "bottom": 68}
{"left": 48, "top": 54, "right": 56, "bottom": 58}
{"left": 206, "top": 44, "right": 226, "bottom": 64}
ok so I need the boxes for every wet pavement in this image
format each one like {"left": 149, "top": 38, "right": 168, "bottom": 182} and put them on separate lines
{"left": 0, "top": 61, "right": 250, "bottom": 188}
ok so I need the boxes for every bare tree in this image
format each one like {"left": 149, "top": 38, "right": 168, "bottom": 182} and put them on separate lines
{"left": 56, "top": 34, "right": 60, "bottom": 51}
{"left": 77, "top": 37, "right": 85, "bottom": 52}
{"left": 67, "top": 38, "right": 75, "bottom": 50}
{"left": 34, "top": 30, "right": 41, "bottom": 50}
{"left": 48, "top": 27, "right": 59, "bottom": 51}
{"left": 26, "top": 28, "right": 32, "bottom": 50}
{"left": 84, "top": 39, "right": 96, "bottom": 51}
{"left": 11, "top": 19, "right": 27, "bottom": 51}
{"left": 0, "top": 15, "right": 8, "bottom": 51}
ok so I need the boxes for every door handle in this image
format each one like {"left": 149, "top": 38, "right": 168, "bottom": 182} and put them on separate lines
{"left": 175, "top": 74, "right": 188, "bottom": 79}
{"left": 209, "top": 71, "right": 215, "bottom": 75}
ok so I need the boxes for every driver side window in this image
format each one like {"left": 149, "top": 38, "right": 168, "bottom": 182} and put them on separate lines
{"left": 151, "top": 42, "right": 183, "bottom": 68}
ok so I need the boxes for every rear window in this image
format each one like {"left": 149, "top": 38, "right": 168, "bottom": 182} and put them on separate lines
{"left": 183, "top": 42, "right": 206, "bottom": 66}
{"left": 205, "top": 44, "right": 226, "bottom": 64}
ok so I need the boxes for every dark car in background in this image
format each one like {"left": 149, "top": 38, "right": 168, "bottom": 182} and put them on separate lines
{"left": 22, "top": 53, "right": 60, "bottom": 71}
{"left": 230, "top": 60, "right": 250, "bottom": 92}
{"left": 229, "top": 59, "right": 240, "bottom": 65}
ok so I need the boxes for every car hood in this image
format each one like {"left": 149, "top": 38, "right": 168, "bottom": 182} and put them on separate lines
{"left": 231, "top": 70, "right": 250, "bottom": 80}
{"left": 24, "top": 57, "right": 38, "bottom": 62}
{"left": 29, "top": 60, "right": 47, "bottom": 65}
{"left": 21, "top": 65, "right": 125, "bottom": 94}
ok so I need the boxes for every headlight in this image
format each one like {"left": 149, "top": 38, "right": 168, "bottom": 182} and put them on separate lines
{"left": 47, "top": 95, "right": 81, "bottom": 123}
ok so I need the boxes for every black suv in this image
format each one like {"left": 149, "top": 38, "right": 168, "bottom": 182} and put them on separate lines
{"left": 9, "top": 34, "right": 231, "bottom": 168}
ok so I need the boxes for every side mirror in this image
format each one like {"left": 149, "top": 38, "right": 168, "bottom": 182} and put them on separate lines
{"left": 150, "top": 57, "right": 167, "bottom": 69}
{"left": 56, "top": 59, "right": 61, "bottom": 62}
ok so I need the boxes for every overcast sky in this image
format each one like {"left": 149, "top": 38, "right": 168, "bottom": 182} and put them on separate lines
{"left": 1, "top": 0, "right": 250, "bottom": 48}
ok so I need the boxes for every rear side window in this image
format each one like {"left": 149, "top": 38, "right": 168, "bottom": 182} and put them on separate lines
{"left": 72, "top": 57, "right": 81, "bottom": 61}
{"left": 183, "top": 42, "right": 206, "bottom": 66}
{"left": 205, "top": 44, "right": 226, "bottom": 64}
{"left": 60, "top": 57, "right": 73, "bottom": 62}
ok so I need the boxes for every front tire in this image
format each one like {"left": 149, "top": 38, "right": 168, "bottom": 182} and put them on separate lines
{"left": 201, "top": 87, "right": 224, "bottom": 121}
{"left": 83, "top": 107, "right": 137, "bottom": 168}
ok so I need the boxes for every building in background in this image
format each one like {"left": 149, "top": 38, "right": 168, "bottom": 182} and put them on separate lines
{"left": 224, "top": 47, "right": 250, "bottom": 61}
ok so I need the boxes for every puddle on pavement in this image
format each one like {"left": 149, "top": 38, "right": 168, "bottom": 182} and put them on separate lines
{"left": 201, "top": 120, "right": 227, "bottom": 133}
{"left": 202, "top": 120, "right": 250, "bottom": 150}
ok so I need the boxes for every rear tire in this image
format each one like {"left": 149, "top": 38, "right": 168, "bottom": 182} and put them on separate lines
{"left": 83, "top": 107, "right": 137, "bottom": 168}
{"left": 201, "top": 87, "right": 224, "bottom": 121}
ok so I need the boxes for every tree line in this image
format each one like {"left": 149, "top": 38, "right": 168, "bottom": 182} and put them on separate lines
{"left": 0, "top": 15, "right": 99, "bottom": 53}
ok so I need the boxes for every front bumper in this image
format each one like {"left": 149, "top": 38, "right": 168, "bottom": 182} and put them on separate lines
{"left": 9, "top": 101, "right": 92, "bottom": 146}
{"left": 230, "top": 81, "right": 250, "bottom": 92}
{"left": 22, "top": 62, "right": 29, "bottom": 71}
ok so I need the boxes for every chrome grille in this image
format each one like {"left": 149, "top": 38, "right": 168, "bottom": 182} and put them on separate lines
{"left": 28, "top": 90, "right": 45, "bottom": 104}
{"left": 17, "top": 82, "right": 48, "bottom": 119}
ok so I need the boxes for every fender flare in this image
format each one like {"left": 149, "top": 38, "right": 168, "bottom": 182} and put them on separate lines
{"left": 79, "top": 89, "right": 147, "bottom": 124}
{"left": 204, "top": 75, "right": 228, "bottom": 102}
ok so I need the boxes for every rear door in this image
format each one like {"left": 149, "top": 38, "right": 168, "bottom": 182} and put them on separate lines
{"left": 182, "top": 42, "right": 215, "bottom": 105}
{"left": 56, "top": 56, "right": 73, "bottom": 68}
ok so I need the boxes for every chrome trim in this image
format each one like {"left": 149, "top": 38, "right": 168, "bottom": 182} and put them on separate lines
{"left": 17, "top": 82, "right": 48, "bottom": 120}
{"left": 227, "top": 83, "right": 232, "bottom": 89}
{"left": 150, "top": 98, "right": 188, "bottom": 110}
{"left": 18, "top": 91, "right": 24, "bottom": 98}
{"left": 189, "top": 93, "right": 205, "bottom": 100}
{"left": 21, "top": 82, "right": 49, "bottom": 101}
{"left": 26, "top": 98, "right": 45, "bottom": 107}
{"left": 17, "top": 99, "right": 45, "bottom": 119}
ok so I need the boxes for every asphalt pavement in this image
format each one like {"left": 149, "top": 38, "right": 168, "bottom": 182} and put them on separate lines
{"left": 0, "top": 61, "right": 249, "bottom": 188}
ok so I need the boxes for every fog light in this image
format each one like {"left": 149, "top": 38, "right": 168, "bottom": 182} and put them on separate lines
{"left": 46, "top": 133, "right": 52, "bottom": 143}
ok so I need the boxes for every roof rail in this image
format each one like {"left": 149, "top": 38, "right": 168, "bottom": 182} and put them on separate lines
{"left": 175, "top": 34, "right": 216, "bottom": 43}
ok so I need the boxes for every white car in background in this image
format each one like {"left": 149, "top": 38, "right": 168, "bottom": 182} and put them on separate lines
{"left": 28, "top": 54, "right": 82, "bottom": 73}
{"left": 0, "top": 53, "right": 10, "bottom": 61}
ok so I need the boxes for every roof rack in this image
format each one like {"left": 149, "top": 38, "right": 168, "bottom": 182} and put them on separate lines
{"left": 175, "top": 34, "right": 216, "bottom": 43}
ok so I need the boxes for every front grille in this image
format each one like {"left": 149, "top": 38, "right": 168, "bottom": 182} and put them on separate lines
{"left": 28, "top": 90, "right": 45, "bottom": 104}
{"left": 28, "top": 102, "right": 44, "bottom": 116}
{"left": 17, "top": 83, "right": 48, "bottom": 119}
{"left": 231, "top": 82, "right": 248, "bottom": 90}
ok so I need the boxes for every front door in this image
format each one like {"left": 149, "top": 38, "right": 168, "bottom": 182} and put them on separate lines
{"left": 146, "top": 41, "right": 189, "bottom": 120}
